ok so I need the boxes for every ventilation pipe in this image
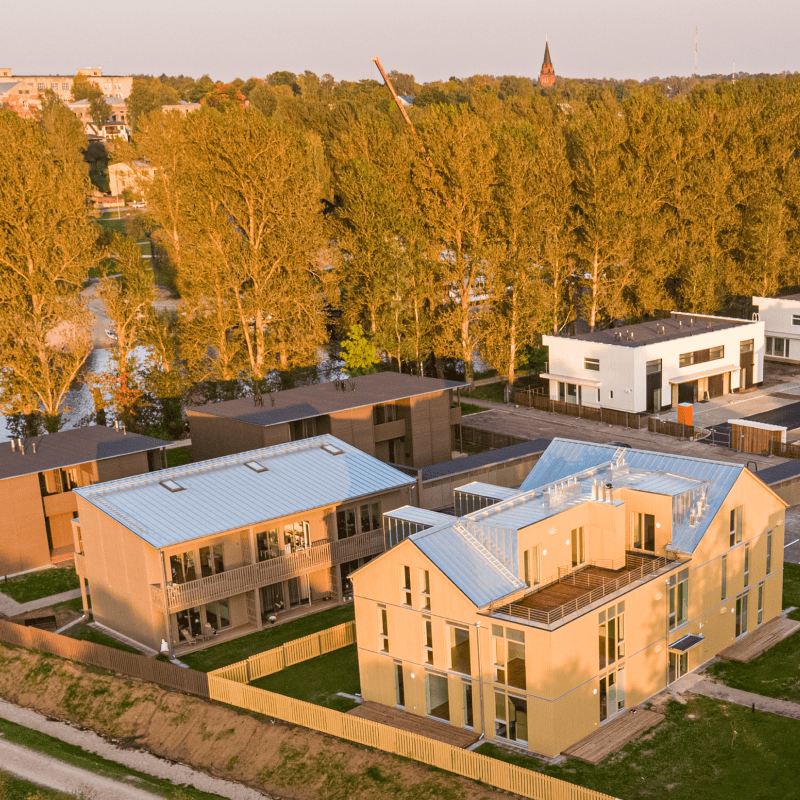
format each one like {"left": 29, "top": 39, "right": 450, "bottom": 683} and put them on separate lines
{"left": 9, "top": 440, "right": 15, "bottom": 452}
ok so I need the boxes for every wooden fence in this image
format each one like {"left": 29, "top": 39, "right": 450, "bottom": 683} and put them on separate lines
{"left": 461, "top": 426, "right": 529, "bottom": 451}
{"left": 209, "top": 620, "right": 356, "bottom": 684}
{"left": 0, "top": 619, "right": 209, "bottom": 697}
{"left": 512, "top": 391, "right": 647, "bottom": 431}
{"left": 647, "top": 417, "right": 695, "bottom": 439}
{"left": 769, "top": 440, "right": 800, "bottom": 459}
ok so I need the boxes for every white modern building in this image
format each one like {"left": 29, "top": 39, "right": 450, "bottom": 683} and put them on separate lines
{"left": 753, "top": 295, "right": 800, "bottom": 363}
{"left": 542, "top": 313, "right": 764, "bottom": 414}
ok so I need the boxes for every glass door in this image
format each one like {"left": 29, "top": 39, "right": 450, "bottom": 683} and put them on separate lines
{"left": 736, "top": 593, "right": 749, "bottom": 638}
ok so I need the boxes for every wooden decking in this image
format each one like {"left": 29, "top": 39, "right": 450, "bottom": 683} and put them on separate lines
{"left": 718, "top": 616, "right": 800, "bottom": 663}
{"left": 561, "top": 708, "right": 664, "bottom": 764}
{"left": 348, "top": 701, "right": 480, "bottom": 748}
{"left": 516, "top": 565, "right": 635, "bottom": 612}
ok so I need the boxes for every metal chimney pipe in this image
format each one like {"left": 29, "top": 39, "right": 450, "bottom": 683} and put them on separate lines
{"left": 31, "top": 442, "right": 36, "bottom": 454}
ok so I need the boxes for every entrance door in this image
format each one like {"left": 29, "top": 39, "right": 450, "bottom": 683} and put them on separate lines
{"left": 708, "top": 373, "right": 724, "bottom": 399}
{"left": 740, "top": 351, "right": 754, "bottom": 389}
{"left": 736, "top": 593, "right": 749, "bottom": 638}
{"left": 668, "top": 651, "right": 688, "bottom": 683}
{"left": 646, "top": 371, "right": 663, "bottom": 413}
{"left": 678, "top": 382, "right": 696, "bottom": 404}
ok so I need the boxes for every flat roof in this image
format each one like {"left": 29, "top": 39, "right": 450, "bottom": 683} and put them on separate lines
{"left": 75, "top": 434, "right": 415, "bottom": 549}
{"left": 187, "top": 373, "right": 465, "bottom": 427}
{"left": 561, "top": 313, "right": 754, "bottom": 348}
{"left": 0, "top": 426, "right": 166, "bottom": 481}
{"left": 420, "top": 439, "right": 551, "bottom": 481}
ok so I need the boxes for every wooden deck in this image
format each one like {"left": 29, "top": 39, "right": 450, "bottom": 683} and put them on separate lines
{"left": 561, "top": 708, "right": 664, "bottom": 764}
{"left": 348, "top": 701, "right": 480, "bottom": 748}
{"left": 516, "top": 565, "right": 635, "bottom": 612}
{"left": 718, "top": 616, "right": 800, "bottom": 663}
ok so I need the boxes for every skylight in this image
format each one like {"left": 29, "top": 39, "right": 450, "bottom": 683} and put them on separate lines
{"left": 322, "top": 443, "right": 344, "bottom": 455}
{"left": 160, "top": 479, "right": 185, "bottom": 493}
{"left": 245, "top": 460, "right": 269, "bottom": 473}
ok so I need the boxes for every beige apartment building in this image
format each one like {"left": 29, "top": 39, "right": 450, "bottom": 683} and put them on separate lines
{"left": 187, "top": 373, "right": 465, "bottom": 468}
{"left": 0, "top": 426, "right": 166, "bottom": 576}
{"left": 73, "top": 435, "right": 415, "bottom": 655}
{"left": 353, "top": 439, "right": 785, "bottom": 758}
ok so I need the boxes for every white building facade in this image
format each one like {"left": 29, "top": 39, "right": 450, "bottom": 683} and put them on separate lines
{"left": 753, "top": 295, "right": 800, "bottom": 363}
{"left": 542, "top": 313, "right": 764, "bottom": 414}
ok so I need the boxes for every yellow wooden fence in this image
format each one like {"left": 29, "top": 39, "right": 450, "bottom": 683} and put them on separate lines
{"left": 209, "top": 620, "right": 356, "bottom": 683}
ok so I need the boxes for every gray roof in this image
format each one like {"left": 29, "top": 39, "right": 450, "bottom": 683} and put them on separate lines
{"left": 454, "top": 482, "right": 518, "bottom": 501}
{"left": 563, "top": 313, "right": 752, "bottom": 348}
{"left": 187, "top": 373, "right": 464, "bottom": 427}
{"left": 757, "top": 459, "right": 800, "bottom": 485}
{"left": 75, "top": 435, "right": 415, "bottom": 549}
{"left": 420, "top": 438, "right": 550, "bottom": 480}
{"left": 0, "top": 81, "right": 20, "bottom": 94}
{"left": 383, "top": 506, "right": 454, "bottom": 527}
{"left": 0, "top": 426, "right": 165, "bottom": 481}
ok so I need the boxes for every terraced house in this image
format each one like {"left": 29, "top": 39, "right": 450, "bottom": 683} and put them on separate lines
{"left": 352, "top": 439, "right": 785, "bottom": 758}
{"left": 73, "top": 435, "right": 414, "bottom": 655}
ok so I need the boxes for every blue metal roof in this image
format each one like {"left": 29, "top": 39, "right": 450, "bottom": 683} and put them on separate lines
{"left": 75, "top": 435, "right": 415, "bottom": 549}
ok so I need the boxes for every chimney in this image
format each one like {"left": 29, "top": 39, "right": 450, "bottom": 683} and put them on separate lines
{"left": 121, "top": 423, "right": 126, "bottom": 435}
{"left": 114, "top": 420, "right": 120, "bottom": 432}
{"left": 31, "top": 442, "right": 36, "bottom": 454}
{"left": 591, "top": 479, "right": 599, "bottom": 501}
{"left": 10, "top": 439, "right": 15, "bottom": 452}
{"left": 605, "top": 482, "right": 613, "bottom": 502}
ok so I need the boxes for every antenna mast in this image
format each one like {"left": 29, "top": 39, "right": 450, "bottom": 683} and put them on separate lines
{"left": 694, "top": 27, "right": 698, "bottom": 76}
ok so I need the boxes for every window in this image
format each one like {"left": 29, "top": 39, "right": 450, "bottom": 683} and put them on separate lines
{"left": 721, "top": 554, "right": 727, "bottom": 602}
{"left": 679, "top": 346, "right": 724, "bottom": 367}
{"left": 741, "top": 339, "right": 754, "bottom": 352}
{"left": 758, "top": 583, "right": 764, "bottom": 626}
{"left": 373, "top": 403, "right": 397, "bottom": 425}
{"left": 766, "top": 337, "right": 789, "bottom": 357}
{"left": 423, "top": 616, "right": 434, "bottom": 664}
{"left": 634, "top": 513, "right": 655, "bottom": 551}
{"left": 256, "top": 529, "right": 280, "bottom": 561}
{"left": 599, "top": 667, "right": 625, "bottom": 722}
{"left": 523, "top": 545, "right": 541, "bottom": 586}
{"left": 290, "top": 417, "right": 318, "bottom": 441}
{"left": 584, "top": 357, "right": 600, "bottom": 371}
{"left": 244, "top": 460, "right": 268, "bottom": 473}
{"left": 494, "top": 691, "right": 528, "bottom": 745}
{"left": 402, "top": 566, "right": 412, "bottom": 606}
{"left": 37, "top": 82, "right": 45, "bottom": 90}
{"left": 160, "top": 479, "right": 184, "bottom": 493}
{"left": 492, "top": 625, "right": 526, "bottom": 690}
{"left": 571, "top": 526, "right": 586, "bottom": 568}
{"left": 646, "top": 359, "right": 662, "bottom": 374}
{"left": 462, "top": 680, "right": 474, "bottom": 728}
{"left": 394, "top": 661, "right": 405, "bottom": 707}
{"left": 448, "top": 625, "right": 471, "bottom": 674}
{"left": 599, "top": 602, "right": 625, "bottom": 670}
{"left": 558, "top": 382, "right": 580, "bottom": 405}
{"left": 62, "top": 82, "right": 69, "bottom": 91}
{"left": 359, "top": 502, "right": 380, "bottom": 534}
{"left": 744, "top": 544, "right": 750, "bottom": 588}
{"left": 793, "top": 316, "right": 800, "bottom": 327}
{"left": 199, "top": 543, "right": 224, "bottom": 578}
{"left": 283, "top": 521, "right": 309, "bottom": 553}
{"left": 169, "top": 550, "right": 196, "bottom": 584}
{"left": 730, "top": 506, "right": 743, "bottom": 547}
{"left": 420, "top": 569, "right": 431, "bottom": 610}
{"left": 668, "top": 568, "right": 689, "bottom": 630}
{"left": 206, "top": 598, "right": 230, "bottom": 631}
{"left": 378, "top": 606, "right": 389, "bottom": 652}
{"left": 767, "top": 531, "right": 773, "bottom": 574}
{"left": 425, "top": 672, "right": 449, "bottom": 721}
{"left": 336, "top": 509, "right": 357, "bottom": 539}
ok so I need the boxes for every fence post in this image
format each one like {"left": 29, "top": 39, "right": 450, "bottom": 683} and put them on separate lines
{"left": 246, "top": 659, "right": 251, "bottom": 684}
{"left": 319, "top": 632, "right": 323, "bottom": 655}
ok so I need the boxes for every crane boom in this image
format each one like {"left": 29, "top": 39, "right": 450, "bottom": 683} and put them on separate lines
{"left": 371, "top": 57, "right": 416, "bottom": 131}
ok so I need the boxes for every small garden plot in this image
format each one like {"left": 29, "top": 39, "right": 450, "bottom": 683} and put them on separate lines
{"left": 0, "top": 566, "right": 80, "bottom": 604}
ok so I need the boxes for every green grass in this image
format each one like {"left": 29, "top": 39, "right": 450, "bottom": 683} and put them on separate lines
{"left": 251, "top": 645, "right": 360, "bottom": 711}
{"left": 0, "top": 770, "right": 76, "bottom": 799}
{"left": 52, "top": 597, "right": 85, "bottom": 614}
{"left": 478, "top": 696, "right": 800, "bottom": 800}
{"left": 461, "top": 382, "right": 505, "bottom": 403}
{"left": 0, "top": 567, "right": 80, "bottom": 604}
{"left": 166, "top": 446, "right": 192, "bottom": 468}
{"left": 70, "top": 627, "right": 141, "bottom": 655}
{"left": 180, "top": 603, "right": 355, "bottom": 673}
{"left": 95, "top": 216, "right": 127, "bottom": 233}
{"left": 458, "top": 403, "right": 486, "bottom": 416}
{"left": 0, "top": 717, "right": 228, "bottom": 799}
{"left": 704, "top": 564, "right": 800, "bottom": 701}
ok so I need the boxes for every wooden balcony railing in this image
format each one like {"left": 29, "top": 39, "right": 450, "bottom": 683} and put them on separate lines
{"left": 159, "top": 529, "right": 385, "bottom": 613}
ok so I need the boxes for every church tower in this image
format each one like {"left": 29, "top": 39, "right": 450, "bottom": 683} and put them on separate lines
{"left": 539, "top": 39, "right": 555, "bottom": 88}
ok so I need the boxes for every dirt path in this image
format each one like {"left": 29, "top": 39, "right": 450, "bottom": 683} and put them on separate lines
{"left": 0, "top": 736, "right": 165, "bottom": 799}
{"left": 0, "top": 698, "right": 270, "bottom": 799}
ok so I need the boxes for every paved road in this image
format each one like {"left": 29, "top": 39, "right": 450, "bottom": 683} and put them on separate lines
{"left": 0, "top": 699, "right": 271, "bottom": 799}
{"left": 0, "top": 736, "right": 162, "bottom": 799}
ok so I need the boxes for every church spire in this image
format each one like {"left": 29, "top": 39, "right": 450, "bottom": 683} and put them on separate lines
{"left": 539, "top": 38, "right": 555, "bottom": 88}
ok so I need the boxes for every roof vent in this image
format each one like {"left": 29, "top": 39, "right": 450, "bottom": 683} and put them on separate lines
{"left": 690, "top": 317, "right": 695, "bottom": 327}
{"left": 322, "top": 443, "right": 344, "bottom": 456}
{"left": 160, "top": 479, "right": 185, "bottom": 493}
{"left": 245, "top": 460, "right": 269, "bottom": 473}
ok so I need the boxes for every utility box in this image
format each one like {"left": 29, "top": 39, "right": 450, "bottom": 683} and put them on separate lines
{"left": 677, "top": 403, "right": 693, "bottom": 426}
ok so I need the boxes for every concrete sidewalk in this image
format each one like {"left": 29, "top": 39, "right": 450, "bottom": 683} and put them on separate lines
{"left": 0, "top": 587, "right": 83, "bottom": 618}
{"left": 692, "top": 679, "right": 800, "bottom": 721}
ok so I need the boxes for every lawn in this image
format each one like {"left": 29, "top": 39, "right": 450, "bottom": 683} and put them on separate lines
{"left": 251, "top": 644, "right": 360, "bottom": 711}
{"left": 70, "top": 627, "right": 141, "bottom": 655}
{"left": 461, "top": 382, "right": 505, "bottom": 403}
{"left": 478, "top": 696, "right": 800, "bottom": 800}
{"left": 459, "top": 403, "right": 486, "bottom": 416}
{"left": 0, "top": 717, "right": 228, "bottom": 799}
{"left": 181, "top": 603, "right": 355, "bottom": 673}
{"left": 52, "top": 597, "right": 85, "bottom": 614}
{"left": 0, "top": 770, "right": 75, "bottom": 799}
{"left": 0, "top": 567, "right": 80, "bottom": 604}
{"left": 166, "top": 445, "right": 193, "bottom": 468}
{"left": 705, "top": 563, "right": 800, "bottom": 702}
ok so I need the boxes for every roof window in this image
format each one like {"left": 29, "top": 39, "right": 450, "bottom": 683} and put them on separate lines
{"left": 322, "top": 443, "right": 344, "bottom": 456}
{"left": 160, "top": 479, "right": 185, "bottom": 493}
{"left": 245, "top": 460, "right": 269, "bottom": 473}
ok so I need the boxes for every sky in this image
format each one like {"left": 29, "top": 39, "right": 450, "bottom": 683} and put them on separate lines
{"left": 2, "top": 0, "right": 799, "bottom": 84}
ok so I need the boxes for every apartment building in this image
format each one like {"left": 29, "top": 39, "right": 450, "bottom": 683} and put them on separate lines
{"left": 108, "top": 160, "right": 157, "bottom": 197}
{"left": 753, "top": 294, "right": 800, "bottom": 363}
{"left": 187, "top": 373, "right": 465, "bottom": 468}
{"left": 352, "top": 438, "right": 785, "bottom": 758}
{"left": 543, "top": 313, "right": 764, "bottom": 413}
{"left": 0, "top": 426, "right": 166, "bottom": 576}
{"left": 73, "top": 435, "right": 415, "bottom": 655}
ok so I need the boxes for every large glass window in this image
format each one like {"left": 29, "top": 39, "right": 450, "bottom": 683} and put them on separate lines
{"left": 199, "top": 543, "right": 224, "bottom": 578}
{"left": 402, "top": 565, "right": 412, "bottom": 606}
{"left": 256, "top": 529, "right": 280, "bottom": 561}
{"left": 359, "top": 502, "right": 380, "bottom": 533}
{"left": 571, "top": 526, "right": 586, "bottom": 567}
{"left": 205, "top": 598, "right": 230, "bottom": 631}
{"left": 395, "top": 662, "right": 405, "bottom": 707}
{"left": 284, "top": 521, "right": 309, "bottom": 553}
{"left": 169, "top": 550, "right": 196, "bottom": 584}
{"left": 558, "top": 382, "right": 580, "bottom": 405}
{"left": 423, "top": 616, "right": 433, "bottom": 664}
{"left": 448, "top": 625, "right": 471, "bottom": 674}
{"left": 668, "top": 568, "right": 690, "bottom": 630}
{"left": 634, "top": 513, "right": 655, "bottom": 551}
{"left": 679, "top": 346, "right": 724, "bottom": 367}
{"left": 730, "top": 506, "right": 743, "bottom": 547}
{"left": 494, "top": 692, "right": 527, "bottom": 745}
{"left": 599, "top": 602, "right": 625, "bottom": 670}
{"left": 463, "top": 680, "right": 474, "bottom": 728}
{"left": 425, "top": 672, "right": 450, "bottom": 721}
{"left": 373, "top": 403, "right": 397, "bottom": 425}
{"left": 378, "top": 606, "right": 389, "bottom": 653}
{"left": 766, "top": 337, "right": 789, "bottom": 357}
{"left": 493, "top": 625, "right": 525, "bottom": 690}
{"left": 420, "top": 569, "right": 431, "bottom": 610}
{"left": 523, "top": 546, "right": 541, "bottom": 586}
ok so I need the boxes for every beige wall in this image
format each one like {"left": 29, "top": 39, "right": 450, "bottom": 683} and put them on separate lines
{"left": 0, "top": 474, "right": 50, "bottom": 575}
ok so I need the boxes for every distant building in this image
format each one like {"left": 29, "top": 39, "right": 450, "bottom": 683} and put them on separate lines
{"left": 542, "top": 313, "right": 764, "bottom": 413}
{"left": 0, "top": 426, "right": 166, "bottom": 576}
{"left": 160, "top": 100, "right": 201, "bottom": 115}
{"left": 68, "top": 97, "right": 130, "bottom": 141}
{"left": 187, "top": 373, "right": 465, "bottom": 469}
{"left": 753, "top": 295, "right": 800, "bottom": 363}
{"left": 539, "top": 40, "right": 555, "bottom": 88}
{"left": 108, "top": 160, "right": 157, "bottom": 197}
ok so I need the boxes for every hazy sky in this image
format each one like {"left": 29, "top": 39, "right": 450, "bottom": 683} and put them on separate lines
{"left": 3, "top": 0, "right": 798, "bottom": 83}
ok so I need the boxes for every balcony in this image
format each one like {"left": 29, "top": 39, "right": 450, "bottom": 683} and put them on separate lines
{"left": 373, "top": 418, "right": 407, "bottom": 443}
{"left": 157, "top": 529, "right": 385, "bottom": 612}
{"left": 450, "top": 405, "right": 462, "bottom": 426}
{"left": 490, "top": 553, "right": 679, "bottom": 628}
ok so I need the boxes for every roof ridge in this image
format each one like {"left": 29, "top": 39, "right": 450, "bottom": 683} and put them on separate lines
{"left": 454, "top": 522, "right": 524, "bottom": 589}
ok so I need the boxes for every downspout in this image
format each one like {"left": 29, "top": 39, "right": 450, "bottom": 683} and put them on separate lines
{"left": 475, "top": 620, "right": 485, "bottom": 738}
{"left": 160, "top": 551, "right": 174, "bottom": 659}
